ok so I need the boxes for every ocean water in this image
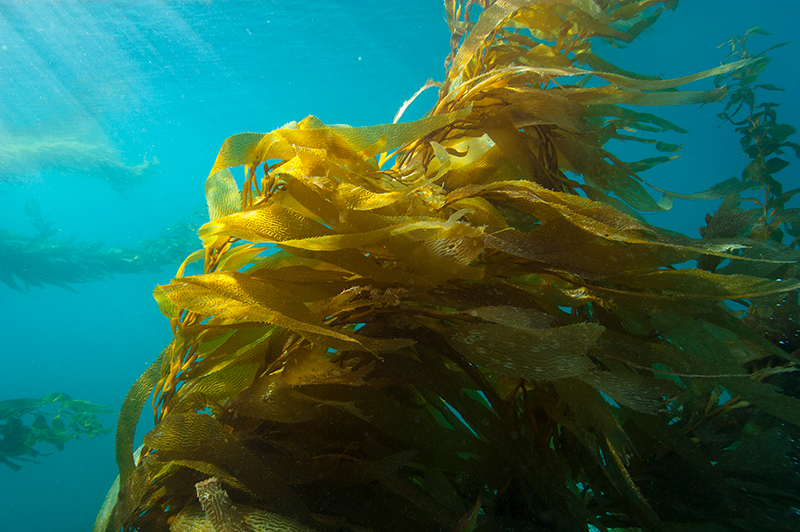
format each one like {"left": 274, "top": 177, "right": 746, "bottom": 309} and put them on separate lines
{"left": 0, "top": 1, "right": 797, "bottom": 531}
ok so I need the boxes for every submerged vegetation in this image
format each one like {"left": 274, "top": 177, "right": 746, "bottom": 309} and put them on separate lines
{"left": 0, "top": 393, "right": 112, "bottom": 471}
{"left": 0, "top": 135, "right": 158, "bottom": 193}
{"left": 95, "top": 2, "right": 799, "bottom": 531}
{"left": 0, "top": 201, "right": 204, "bottom": 292}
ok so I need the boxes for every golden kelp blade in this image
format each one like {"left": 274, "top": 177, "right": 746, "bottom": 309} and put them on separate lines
{"left": 205, "top": 169, "right": 241, "bottom": 221}
{"left": 207, "top": 109, "right": 471, "bottom": 178}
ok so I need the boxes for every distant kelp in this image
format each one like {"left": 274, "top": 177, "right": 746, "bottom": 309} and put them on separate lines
{"left": 700, "top": 27, "right": 800, "bottom": 263}
{"left": 0, "top": 203, "right": 205, "bottom": 291}
{"left": 96, "top": 2, "right": 799, "bottom": 532}
{"left": 0, "top": 135, "right": 157, "bottom": 193}
{"left": 0, "top": 393, "right": 112, "bottom": 471}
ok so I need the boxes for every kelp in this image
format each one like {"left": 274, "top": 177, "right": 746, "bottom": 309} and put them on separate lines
{"left": 97, "top": 2, "right": 799, "bottom": 532}
{"left": 699, "top": 27, "right": 800, "bottom": 268}
{"left": 0, "top": 392, "right": 112, "bottom": 470}
{"left": 0, "top": 202, "right": 205, "bottom": 292}
{"left": 0, "top": 134, "right": 158, "bottom": 193}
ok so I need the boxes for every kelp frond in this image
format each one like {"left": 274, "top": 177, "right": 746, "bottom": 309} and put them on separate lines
{"left": 97, "top": 3, "right": 800, "bottom": 532}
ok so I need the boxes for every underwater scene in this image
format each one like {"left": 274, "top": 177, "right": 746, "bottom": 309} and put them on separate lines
{"left": 1, "top": 1, "right": 799, "bottom": 531}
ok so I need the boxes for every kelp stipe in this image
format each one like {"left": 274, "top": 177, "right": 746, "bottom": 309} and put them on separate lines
{"left": 96, "top": 2, "right": 800, "bottom": 531}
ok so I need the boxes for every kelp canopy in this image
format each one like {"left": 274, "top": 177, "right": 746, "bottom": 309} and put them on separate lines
{"left": 96, "top": 1, "right": 800, "bottom": 531}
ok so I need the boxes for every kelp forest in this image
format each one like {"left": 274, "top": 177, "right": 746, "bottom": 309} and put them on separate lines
{"left": 0, "top": 200, "right": 204, "bottom": 292}
{"left": 89, "top": 1, "right": 800, "bottom": 531}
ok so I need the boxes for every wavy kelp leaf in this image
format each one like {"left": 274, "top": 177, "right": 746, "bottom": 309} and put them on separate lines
{"left": 305, "top": 109, "right": 472, "bottom": 157}
{"left": 92, "top": 474, "right": 120, "bottom": 532}
{"left": 579, "top": 370, "right": 678, "bottom": 414}
{"left": 116, "top": 347, "right": 169, "bottom": 485}
{"left": 445, "top": 322, "right": 604, "bottom": 381}
{"left": 161, "top": 272, "right": 414, "bottom": 353}
{"left": 228, "top": 375, "right": 323, "bottom": 424}
{"left": 648, "top": 313, "right": 750, "bottom": 375}
{"left": 199, "top": 203, "right": 334, "bottom": 248}
{"left": 483, "top": 87, "right": 589, "bottom": 132}
{"left": 608, "top": 269, "right": 800, "bottom": 300}
{"left": 209, "top": 109, "right": 471, "bottom": 177}
{"left": 465, "top": 305, "right": 558, "bottom": 330}
{"left": 716, "top": 377, "right": 800, "bottom": 427}
{"left": 553, "top": 136, "right": 671, "bottom": 212}
{"left": 332, "top": 182, "right": 414, "bottom": 212}
{"left": 180, "top": 326, "right": 275, "bottom": 382}
{"left": 179, "top": 362, "right": 260, "bottom": 405}
{"left": 205, "top": 169, "right": 241, "bottom": 221}
{"left": 172, "top": 503, "right": 322, "bottom": 532}
{"left": 208, "top": 133, "right": 266, "bottom": 177}
{"left": 281, "top": 344, "right": 374, "bottom": 386}
{"left": 179, "top": 477, "right": 316, "bottom": 532}
{"left": 144, "top": 413, "right": 309, "bottom": 520}
{"left": 273, "top": 214, "right": 485, "bottom": 253}
{"left": 659, "top": 176, "right": 759, "bottom": 201}
{"left": 470, "top": 182, "right": 776, "bottom": 273}
{"left": 215, "top": 244, "right": 267, "bottom": 273}
{"left": 153, "top": 285, "right": 180, "bottom": 320}
{"left": 486, "top": 224, "right": 682, "bottom": 275}
{"left": 584, "top": 59, "right": 753, "bottom": 93}
{"left": 445, "top": 0, "right": 606, "bottom": 88}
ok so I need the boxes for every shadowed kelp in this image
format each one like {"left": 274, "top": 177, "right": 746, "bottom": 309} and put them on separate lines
{"left": 96, "top": 2, "right": 800, "bottom": 531}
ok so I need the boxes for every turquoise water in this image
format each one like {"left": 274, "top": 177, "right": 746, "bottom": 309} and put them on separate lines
{"left": 0, "top": 1, "right": 797, "bottom": 530}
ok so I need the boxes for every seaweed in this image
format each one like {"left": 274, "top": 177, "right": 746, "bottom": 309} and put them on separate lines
{"left": 0, "top": 203, "right": 205, "bottom": 292}
{"left": 96, "top": 2, "right": 800, "bottom": 532}
{"left": 700, "top": 26, "right": 799, "bottom": 257}
{"left": 0, "top": 392, "right": 112, "bottom": 471}
{"left": 698, "top": 27, "right": 800, "bottom": 359}
{"left": 0, "top": 135, "right": 158, "bottom": 193}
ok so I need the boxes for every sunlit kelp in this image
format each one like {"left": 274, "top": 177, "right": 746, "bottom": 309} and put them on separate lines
{"left": 97, "top": 2, "right": 799, "bottom": 531}
{"left": 0, "top": 393, "right": 112, "bottom": 471}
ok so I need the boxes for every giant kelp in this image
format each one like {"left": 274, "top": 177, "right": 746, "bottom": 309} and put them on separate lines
{"left": 96, "top": 2, "right": 800, "bottom": 531}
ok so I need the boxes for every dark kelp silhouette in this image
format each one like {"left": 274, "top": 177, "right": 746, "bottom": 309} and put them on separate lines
{"left": 95, "top": 2, "right": 800, "bottom": 531}
{"left": 0, "top": 201, "right": 204, "bottom": 292}
{"left": 0, "top": 393, "right": 112, "bottom": 471}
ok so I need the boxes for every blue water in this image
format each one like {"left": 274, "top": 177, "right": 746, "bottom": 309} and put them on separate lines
{"left": 0, "top": 1, "right": 797, "bottom": 530}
